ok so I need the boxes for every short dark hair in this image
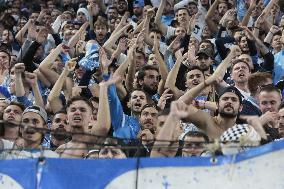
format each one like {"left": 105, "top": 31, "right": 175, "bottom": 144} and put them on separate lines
{"left": 54, "top": 109, "right": 67, "bottom": 116}
{"left": 181, "top": 131, "right": 210, "bottom": 145}
{"left": 66, "top": 96, "right": 93, "bottom": 111}
{"left": 140, "top": 104, "right": 158, "bottom": 114}
{"left": 176, "top": 7, "right": 191, "bottom": 15}
{"left": 248, "top": 72, "right": 272, "bottom": 96}
{"left": 259, "top": 84, "right": 281, "bottom": 96}
{"left": 7, "top": 101, "right": 25, "bottom": 112}
{"left": 137, "top": 65, "right": 159, "bottom": 81}
{"left": 200, "top": 39, "right": 215, "bottom": 52}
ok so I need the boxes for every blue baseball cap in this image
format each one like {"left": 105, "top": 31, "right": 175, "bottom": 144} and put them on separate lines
{"left": 133, "top": 0, "right": 144, "bottom": 8}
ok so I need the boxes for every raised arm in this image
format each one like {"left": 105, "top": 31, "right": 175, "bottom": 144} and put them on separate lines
{"left": 92, "top": 76, "right": 120, "bottom": 138}
{"left": 14, "top": 63, "right": 26, "bottom": 97}
{"left": 153, "top": 33, "right": 168, "bottom": 82}
{"left": 179, "top": 45, "right": 241, "bottom": 104}
{"left": 15, "top": 20, "right": 31, "bottom": 44}
{"left": 151, "top": 100, "right": 189, "bottom": 157}
{"left": 67, "top": 22, "right": 89, "bottom": 48}
{"left": 241, "top": 0, "right": 256, "bottom": 26}
{"left": 165, "top": 48, "right": 186, "bottom": 98}
{"left": 242, "top": 26, "right": 269, "bottom": 55}
{"left": 154, "top": 0, "right": 168, "bottom": 35}
{"left": 24, "top": 72, "right": 44, "bottom": 108}
{"left": 39, "top": 44, "right": 63, "bottom": 70}
{"left": 143, "top": 8, "right": 156, "bottom": 47}
{"left": 103, "top": 24, "right": 131, "bottom": 54}
{"left": 205, "top": 0, "right": 219, "bottom": 34}
{"left": 48, "top": 58, "right": 77, "bottom": 112}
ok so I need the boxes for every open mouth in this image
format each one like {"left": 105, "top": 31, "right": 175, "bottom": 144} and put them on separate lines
{"left": 73, "top": 116, "right": 82, "bottom": 123}
{"left": 238, "top": 73, "right": 245, "bottom": 78}
{"left": 134, "top": 102, "right": 142, "bottom": 109}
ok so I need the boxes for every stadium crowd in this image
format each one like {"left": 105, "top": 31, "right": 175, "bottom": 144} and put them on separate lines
{"left": 0, "top": 0, "right": 284, "bottom": 159}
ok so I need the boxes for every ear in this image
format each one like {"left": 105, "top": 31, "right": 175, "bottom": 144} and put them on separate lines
{"left": 239, "top": 104, "right": 243, "bottom": 112}
{"left": 138, "top": 79, "right": 144, "bottom": 86}
{"left": 127, "top": 101, "right": 131, "bottom": 108}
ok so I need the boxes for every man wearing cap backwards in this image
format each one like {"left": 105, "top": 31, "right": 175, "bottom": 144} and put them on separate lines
{"left": 0, "top": 105, "right": 59, "bottom": 159}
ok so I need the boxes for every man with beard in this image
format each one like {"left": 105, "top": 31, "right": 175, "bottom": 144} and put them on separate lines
{"left": 132, "top": 0, "right": 144, "bottom": 23}
{"left": 108, "top": 85, "right": 148, "bottom": 140}
{"left": 194, "top": 48, "right": 214, "bottom": 75}
{"left": 182, "top": 86, "right": 267, "bottom": 141}
{"left": 94, "top": 19, "right": 109, "bottom": 46}
{"left": 128, "top": 104, "right": 159, "bottom": 157}
{"left": 50, "top": 110, "right": 71, "bottom": 150}
{"left": 1, "top": 102, "right": 24, "bottom": 142}
{"left": 230, "top": 59, "right": 251, "bottom": 100}
{"left": 117, "top": 0, "right": 128, "bottom": 16}
{"left": 137, "top": 65, "right": 160, "bottom": 101}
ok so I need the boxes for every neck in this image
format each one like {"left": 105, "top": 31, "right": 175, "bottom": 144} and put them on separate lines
{"left": 131, "top": 111, "right": 140, "bottom": 118}
{"left": 275, "top": 47, "right": 281, "bottom": 53}
{"left": 216, "top": 114, "right": 237, "bottom": 131}
{"left": 4, "top": 126, "right": 19, "bottom": 141}
{"left": 235, "top": 82, "right": 249, "bottom": 93}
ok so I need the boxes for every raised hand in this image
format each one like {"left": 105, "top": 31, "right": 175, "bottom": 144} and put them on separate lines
{"left": 100, "top": 74, "right": 122, "bottom": 87}
{"left": 167, "top": 34, "right": 182, "bottom": 53}
{"left": 99, "top": 48, "right": 111, "bottom": 72}
{"left": 36, "top": 28, "right": 48, "bottom": 44}
{"left": 14, "top": 63, "right": 25, "bottom": 74}
{"left": 259, "top": 111, "right": 280, "bottom": 126}
{"left": 139, "top": 129, "right": 155, "bottom": 145}
{"left": 71, "top": 86, "right": 87, "bottom": 97}
{"left": 120, "top": 12, "right": 130, "bottom": 27}
{"left": 269, "top": 25, "right": 281, "bottom": 34}
{"left": 170, "top": 100, "right": 190, "bottom": 119}
{"left": 65, "top": 58, "right": 78, "bottom": 71}
{"left": 229, "top": 45, "right": 242, "bottom": 59}
{"left": 24, "top": 72, "right": 37, "bottom": 86}
{"left": 157, "top": 88, "right": 173, "bottom": 110}
{"left": 146, "top": 7, "right": 156, "bottom": 19}
{"left": 255, "top": 13, "right": 265, "bottom": 26}
{"left": 187, "top": 44, "right": 196, "bottom": 62}
{"left": 27, "top": 23, "right": 37, "bottom": 40}
{"left": 87, "top": 1, "right": 99, "bottom": 16}
{"left": 118, "top": 37, "right": 128, "bottom": 52}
